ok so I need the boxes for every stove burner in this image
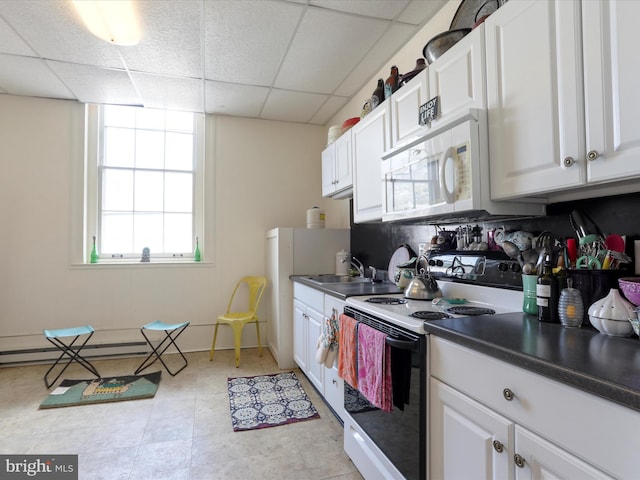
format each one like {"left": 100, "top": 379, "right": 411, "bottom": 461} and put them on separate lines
{"left": 445, "top": 306, "right": 496, "bottom": 316}
{"left": 365, "top": 297, "right": 408, "bottom": 305}
{"left": 410, "top": 311, "right": 451, "bottom": 320}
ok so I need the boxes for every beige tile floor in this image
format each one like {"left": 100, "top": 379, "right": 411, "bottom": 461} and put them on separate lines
{"left": 0, "top": 348, "right": 364, "bottom": 480}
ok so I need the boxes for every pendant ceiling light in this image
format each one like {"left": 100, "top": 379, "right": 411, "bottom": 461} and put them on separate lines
{"left": 72, "top": 0, "right": 141, "bottom": 46}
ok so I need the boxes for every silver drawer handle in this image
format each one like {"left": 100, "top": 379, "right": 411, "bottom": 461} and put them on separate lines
{"left": 587, "top": 150, "right": 599, "bottom": 161}
{"left": 514, "top": 454, "right": 525, "bottom": 468}
{"left": 503, "top": 388, "right": 515, "bottom": 401}
{"left": 493, "top": 440, "right": 504, "bottom": 453}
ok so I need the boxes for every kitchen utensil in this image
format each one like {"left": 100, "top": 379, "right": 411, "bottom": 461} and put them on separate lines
{"left": 423, "top": 28, "right": 471, "bottom": 64}
{"left": 605, "top": 234, "right": 625, "bottom": 252}
{"left": 566, "top": 238, "right": 578, "bottom": 267}
{"left": 450, "top": 0, "right": 506, "bottom": 30}
{"left": 387, "top": 244, "right": 416, "bottom": 282}
{"left": 502, "top": 241, "right": 523, "bottom": 265}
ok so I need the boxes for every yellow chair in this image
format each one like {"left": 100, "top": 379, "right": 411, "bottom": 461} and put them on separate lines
{"left": 210, "top": 276, "right": 267, "bottom": 367}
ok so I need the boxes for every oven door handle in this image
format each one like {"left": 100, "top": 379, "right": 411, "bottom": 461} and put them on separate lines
{"left": 385, "top": 336, "right": 418, "bottom": 351}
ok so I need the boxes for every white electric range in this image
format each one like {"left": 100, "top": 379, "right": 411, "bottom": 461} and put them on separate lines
{"left": 345, "top": 279, "right": 523, "bottom": 334}
{"left": 341, "top": 251, "right": 525, "bottom": 480}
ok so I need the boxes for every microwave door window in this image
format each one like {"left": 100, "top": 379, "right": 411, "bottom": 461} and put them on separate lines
{"left": 414, "top": 155, "right": 442, "bottom": 208}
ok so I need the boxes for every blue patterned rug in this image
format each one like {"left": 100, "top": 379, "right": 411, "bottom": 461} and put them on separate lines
{"left": 227, "top": 371, "right": 320, "bottom": 431}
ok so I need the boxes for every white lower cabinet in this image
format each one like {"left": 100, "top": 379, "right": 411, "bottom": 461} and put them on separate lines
{"left": 293, "top": 283, "right": 324, "bottom": 392}
{"left": 293, "top": 282, "right": 345, "bottom": 420}
{"left": 429, "top": 336, "right": 637, "bottom": 479}
{"left": 430, "top": 379, "right": 612, "bottom": 480}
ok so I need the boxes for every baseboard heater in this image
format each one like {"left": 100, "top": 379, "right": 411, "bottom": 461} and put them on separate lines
{"left": 0, "top": 341, "right": 149, "bottom": 367}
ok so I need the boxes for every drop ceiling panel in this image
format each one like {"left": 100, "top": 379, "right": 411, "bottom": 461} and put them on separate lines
{"left": 204, "top": 0, "right": 304, "bottom": 86}
{"left": 310, "top": 95, "right": 351, "bottom": 126}
{"left": 398, "top": 0, "right": 450, "bottom": 25}
{"left": 0, "top": 16, "right": 36, "bottom": 56}
{"left": 310, "top": 0, "right": 411, "bottom": 21}
{"left": 47, "top": 61, "right": 141, "bottom": 106}
{"left": 334, "top": 21, "right": 417, "bottom": 98}
{"left": 275, "top": 8, "right": 389, "bottom": 94}
{"left": 0, "top": 0, "right": 450, "bottom": 124}
{"left": 0, "top": 0, "right": 122, "bottom": 69}
{"left": 0, "top": 55, "right": 74, "bottom": 99}
{"left": 119, "top": 1, "right": 202, "bottom": 78}
{"left": 204, "top": 81, "right": 270, "bottom": 118}
{"left": 261, "top": 89, "right": 328, "bottom": 123}
{"left": 131, "top": 73, "right": 203, "bottom": 113}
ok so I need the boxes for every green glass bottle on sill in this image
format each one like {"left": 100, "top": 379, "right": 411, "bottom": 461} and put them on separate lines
{"left": 90, "top": 235, "right": 99, "bottom": 264}
{"left": 194, "top": 236, "right": 201, "bottom": 262}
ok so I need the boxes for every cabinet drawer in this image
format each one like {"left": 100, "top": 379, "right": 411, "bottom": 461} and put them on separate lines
{"left": 293, "top": 283, "right": 324, "bottom": 312}
{"left": 324, "top": 366, "right": 344, "bottom": 419}
{"left": 429, "top": 336, "right": 640, "bottom": 478}
{"left": 324, "top": 295, "right": 345, "bottom": 318}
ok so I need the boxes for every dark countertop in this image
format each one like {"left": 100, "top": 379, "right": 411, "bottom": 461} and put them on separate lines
{"left": 291, "top": 275, "right": 403, "bottom": 299}
{"left": 423, "top": 313, "right": 640, "bottom": 412}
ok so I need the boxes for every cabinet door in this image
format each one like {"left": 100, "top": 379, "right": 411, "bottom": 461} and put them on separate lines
{"left": 390, "top": 69, "right": 428, "bottom": 148}
{"left": 583, "top": 0, "right": 640, "bottom": 183}
{"left": 514, "top": 426, "right": 613, "bottom": 480}
{"left": 428, "top": 24, "right": 486, "bottom": 127}
{"left": 321, "top": 143, "right": 335, "bottom": 197}
{"left": 293, "top": 299, "right": 306, "bottom": 372}
{"left": 430, "top": 378, "right": 512, "bottom": 480}
{"left": 306, "top": 307, "right": 324, "bottom": 392}
{"left": 352, "top": 100, "right": 390, "bottom": 223}
{"left": 333, "top": 130, "right": 352, "bottom": 192}
{"left": 486, "top": 0, "right": 584, "bottom": 199}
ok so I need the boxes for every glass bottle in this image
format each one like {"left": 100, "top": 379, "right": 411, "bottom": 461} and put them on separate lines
{"left": 384, "top": 65, "right": 399, "bottom": 99}
{"left": 371, "top": 79, "right": 385, "bottom": 109}
{"left": 194, "top": 236, "right": 201, "bottom": 262}
{"left": 90, "top": 235, "right": 99, "bottom": 264}
{"left": 537, "top": 253, "right": 559, "bottom": 323}
{"left": 558, "top": 278, "right": 584, "bottom": 327}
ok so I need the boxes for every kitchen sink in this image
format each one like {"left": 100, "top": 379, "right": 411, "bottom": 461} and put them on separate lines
{"left": 306, "top": 275, "right": 372, "bottom": 284}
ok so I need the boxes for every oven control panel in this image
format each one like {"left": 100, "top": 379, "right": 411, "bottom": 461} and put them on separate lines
{"left": 426, "top": 252, "right": 522, "bottom": 289}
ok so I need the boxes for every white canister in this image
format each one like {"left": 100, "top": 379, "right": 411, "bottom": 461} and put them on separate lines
{"left": 306, "top": 206, "right": 325, "bottom": 229}
{"left": 336, "top": 249, "right": 351, "bottom": 275}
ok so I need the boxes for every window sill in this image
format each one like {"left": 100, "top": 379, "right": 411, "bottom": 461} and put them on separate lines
{"left": 70, "top": 260, "right": 212, "bottom": 269}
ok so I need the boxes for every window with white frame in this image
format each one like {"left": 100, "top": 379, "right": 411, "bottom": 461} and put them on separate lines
{"left": 84, "top": 104, "right": 205, "bottom": 263}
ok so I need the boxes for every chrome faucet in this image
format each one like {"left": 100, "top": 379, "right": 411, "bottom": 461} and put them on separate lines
{"left": 350, "top": 256, "right": 365, "bottom": 278}
{"left": 369, "top": 266, "right": 377, "bottom": 282}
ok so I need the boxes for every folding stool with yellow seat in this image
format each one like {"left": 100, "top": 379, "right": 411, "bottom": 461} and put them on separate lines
{"left": 210, "top": 276, "right": 267, "bottom": 367}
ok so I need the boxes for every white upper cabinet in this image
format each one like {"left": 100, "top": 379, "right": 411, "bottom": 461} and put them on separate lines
{"left": 486, "top": 0, "right": 584, "bottom": 200}
{"left": 389, "top": 69, "right": 428, "bottom": 149}
{"left": 488, "top": 0, "right": 640, "bottom": 201}
{"left": 428, "top": 24, "right": 487, "bottom": 127}
{"left": 582, "top": 0, "right": 640, "bottom": 184}
{"left": 352, "top": 100, "right": 390, "bottom": 223}
{"left": 321, "top": 130, "right": 353, "bottom": 199}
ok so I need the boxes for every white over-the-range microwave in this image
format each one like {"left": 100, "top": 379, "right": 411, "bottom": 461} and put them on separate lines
{"left": 381, "top": 109, "right": 545, "bottom": 222}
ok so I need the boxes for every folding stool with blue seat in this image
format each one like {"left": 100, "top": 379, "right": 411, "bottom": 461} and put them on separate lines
{"left": 43, "top": 325, "right": 101, "bottom": 388}
{"left": 134, "top": 320, "right": 190, "bottom": 376}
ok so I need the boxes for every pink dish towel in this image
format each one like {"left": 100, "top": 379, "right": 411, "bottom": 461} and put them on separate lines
{"left": 357, "top": 323, "right": 392, "bottom": 412}
{"left": 338, "top": 314, "right": 358, "bottom": 389}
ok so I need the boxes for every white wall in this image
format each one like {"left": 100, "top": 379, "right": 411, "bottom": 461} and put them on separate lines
{"left": 0, "top": 94, "right": 342, "bottom": 356}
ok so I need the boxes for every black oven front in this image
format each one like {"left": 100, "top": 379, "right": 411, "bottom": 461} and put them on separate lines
{"left": 343, "top": 305, "right": 426, "bottom": 480}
